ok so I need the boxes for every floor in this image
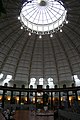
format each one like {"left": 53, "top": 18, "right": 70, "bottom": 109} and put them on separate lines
{"left": 14, "top": 110, "right": 29, "bottom": 120}
{"left": 14, "top": 110, "right": 54, "bottom": 120}
{"left": 0, "top": 112, "right": 5, "bottom": 120}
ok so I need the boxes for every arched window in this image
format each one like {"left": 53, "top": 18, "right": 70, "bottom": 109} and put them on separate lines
{"left": 0, "top": 73, "right": 3, "bottom": 79}
{"left": 30, "top": 78, "right": 36, "bottom": 84}
{"left": 47, "top": 78, "right": 54, "bottom": 88}
{"left": 29, "top": 78, "right": 36, "bottom": 88}
{"left": 39, "top": 78, "right": 44, "bottom": 85}
{"left": 2, "top": 75, "right": 12, "bottom": 86}
{"left": 3, "top": 75, "right": 12, "bottom": 83}
{"left": 73, "top": 75, "right": 80, "bottom": 86}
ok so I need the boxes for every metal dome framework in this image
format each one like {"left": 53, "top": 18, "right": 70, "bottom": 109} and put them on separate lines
{"left": 19, "top": 0, "right": 67, "bottom": 35}
{"left": 0, "top": 0, "right": 80, "bottom": 87}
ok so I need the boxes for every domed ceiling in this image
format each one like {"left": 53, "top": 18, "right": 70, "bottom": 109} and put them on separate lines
{"left": 0, "top": 0, "right": 80, "bottom": 87}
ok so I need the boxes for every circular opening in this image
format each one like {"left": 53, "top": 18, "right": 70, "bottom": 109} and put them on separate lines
{"left": 19, "top": 0, "right": 67, "bottom": 35}
{"left": 39, "top": 0, "right": 47, "bottom": 6}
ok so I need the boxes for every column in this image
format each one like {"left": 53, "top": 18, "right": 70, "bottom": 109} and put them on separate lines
{"left": 75, "top": 90, "right": 78, "bottom": 101}
{"left": 43, "top": 91, "right": 45, "bottom": 106}
{"left": 51, "top": 91, "right": 53, "bottom": 110}
{"left": 2, "top": 90, "right": 5, "bottom": 108}
{"left": 67, "top": 91, "right": 70, "bottom": 107}
{"left": 59, "top": 91, "right": 61, "bottom": 107}
{"left": 10, "top": 90, "right": 13, "bottom": 104}
{"left": 35, "top": 91, "right": 37, "bottom": 109}
{"left": 19, "top": 91, "right": 21, "bottom": 104}
{"left": 27, "top": 91, "right": 29, "bottom": 104}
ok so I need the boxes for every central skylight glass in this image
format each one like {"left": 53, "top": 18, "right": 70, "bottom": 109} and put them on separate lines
{"left": 19, "top": 0, "right": 67, "bottom": 35}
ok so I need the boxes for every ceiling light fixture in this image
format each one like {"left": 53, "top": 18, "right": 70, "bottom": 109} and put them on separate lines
{"left": 66, "top": 20, "right": 69, "bottom": 24}
{"left": 20, "top": 26, "right": 23, "bottom": 29}
{"left": 18, "top": 0, "right": 68, "bottom": 35}
{"left": 39, "top": 35, "right": 42, "bottom": 39}
{"left": 18, "top": 16, "right": 20, "bottom": 20}
{"left": 29, "top": 32, "right": 31, "bottom": 36}
{"left": 60, "top": 29, "right": 62, "bottom": 32}
{"left": 50, "top": 34, "right": 53, "bottom": 37}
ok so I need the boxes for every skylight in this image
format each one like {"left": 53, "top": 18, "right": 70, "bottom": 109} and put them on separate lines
{"left": 18, "top": 0, "right": 67, "bottom": 35}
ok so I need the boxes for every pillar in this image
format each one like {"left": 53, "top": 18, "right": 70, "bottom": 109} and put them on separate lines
{"left": 19, "top": 91, "right": 21, "bottom": 104}
{"left": 10, "top": 91, "right": 13, "bottom": 104}
{"left": 51, "top": 92, "right": 53, "bottom": 110}
{"left": 2, "top": 90, "right": 5, "bottom": 108}
{"left": 59, "top": 91, "right": 61, "bottom": 106}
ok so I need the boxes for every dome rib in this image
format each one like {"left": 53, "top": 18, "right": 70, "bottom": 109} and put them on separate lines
{"left": 12, "top": 32, "right": 28, "bottom": 80}
{"left": 49, "top": 36, "right": 60, "bottom": 86}
{"left": 55, "top": 33, "right": 73, "bottom": 77}
{"left": 63, "top": 28, "right": 80, "bottom": 58}
{"left": 28, "top": 35, "right": 37, "bottom": 86}
{"left": 42, "top": 36, "right": 45, "bottom": 79}
{"left": 0, "top": 23, "right": 20, "bottom": 48}
{"left": 0, "top": 29, "right": 24, "bottom": 74}
{"left": 0, "top": 18, "right": 19, "bottom": 30}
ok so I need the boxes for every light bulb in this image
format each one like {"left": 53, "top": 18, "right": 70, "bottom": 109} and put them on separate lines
{"left": 20, "top": 26, "right": 23, "bottom": 29}
{"left": 50, "top": 34, "right": 53, "bottom": 37}
{"left": 29, "top": 32, "right": 31, "bottom": 36}
{"left": 39, "top": 35, "right": 42, "bottom": 39}
{"left": 66, "top": 20, "right": 68, "bottom": 24}
{"left": 18, "top": 16, "right": 20, "bottom": 20}
{"left": 60, "top": 29, "right": 62, "bottom": 32}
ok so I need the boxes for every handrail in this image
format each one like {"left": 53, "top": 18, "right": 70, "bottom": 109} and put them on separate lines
{"left": 58, "top": 109, "right": 80, "bottom": 120}
{"left": 0, "top": 85, "right": 80, "bottom": 92}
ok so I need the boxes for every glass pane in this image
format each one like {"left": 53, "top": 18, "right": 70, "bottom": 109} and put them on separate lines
{"left": 20, "top": 0, "right": 67, "bottom": 34}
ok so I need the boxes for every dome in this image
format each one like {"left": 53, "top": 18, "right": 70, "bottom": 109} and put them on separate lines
{"left": 19, "top": 0, "right": 67, "bottom": 35}
{"left": 0, "top": 0, "right": 80, "bottom": 87}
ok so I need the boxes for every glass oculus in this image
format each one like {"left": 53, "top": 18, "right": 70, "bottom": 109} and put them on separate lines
{"left": 18, "top": 0, "right": 67, "bottom": 35}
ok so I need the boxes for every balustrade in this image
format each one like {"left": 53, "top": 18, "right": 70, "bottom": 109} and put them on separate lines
{"left": 0, "top": 85, "right": 80, "bottom": 112}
